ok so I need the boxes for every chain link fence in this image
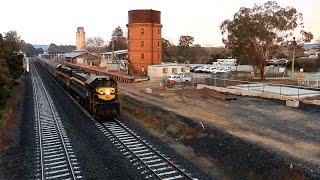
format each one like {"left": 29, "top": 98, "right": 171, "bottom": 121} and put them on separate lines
{"left": 189, "top": 73, "right": 320, "bottom": 98}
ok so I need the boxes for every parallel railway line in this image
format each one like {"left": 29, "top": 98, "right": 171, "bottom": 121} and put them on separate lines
{"left": 31, "top": 60, "right": 82, "bottom": 179}
{"left": 36, "top": 58, "right": 196, "bottom": 179}
{"left": 95, "top": 119, "right": 196, "bottom": 180}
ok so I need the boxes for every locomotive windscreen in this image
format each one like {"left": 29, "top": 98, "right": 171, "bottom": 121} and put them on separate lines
{"left": 94, "top": 78, "right": 115, "bottom": 88}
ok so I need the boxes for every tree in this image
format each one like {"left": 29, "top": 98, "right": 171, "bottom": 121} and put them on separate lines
{"left": 3, "top": 31, "right": 24, "bottom": 79}
{"left": 107, "top": 26, "right": 127, "bottom": 51}
{"left": 177, "top": 35, "right": 194, "bottom": 61}
{"left": 0, "top": 59, "right": 12, "bottom": 105}
{"left": 178, "top": 35, "right": 194, "bottom": 47}
{"left": 48, "top": 43, "right": 75, "bottom": 53}
{"left": 162, "top": 38, "right": 172, "bottom": 62}
{"left": 2, "top": 31, "right": 22, "bottom": 59}
{"left": 22, "top": 43, "right": 44, "bottom": 57}
{"left": 86, "top": 36, "right": 105, "bottom": 53}
{"left": 0, "top": 31, "right": 24, "bottom": 105}
{"left": 220, "top": 1, "right": 313, "bottom": 80}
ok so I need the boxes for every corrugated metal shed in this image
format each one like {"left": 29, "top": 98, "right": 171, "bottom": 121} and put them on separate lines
{"left": 65, "top": 51, "right": 86, "bottom": 58}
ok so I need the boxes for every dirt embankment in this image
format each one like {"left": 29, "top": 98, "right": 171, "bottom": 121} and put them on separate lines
{"left": 122, "top": 94, "right": 316, "bottom": 179}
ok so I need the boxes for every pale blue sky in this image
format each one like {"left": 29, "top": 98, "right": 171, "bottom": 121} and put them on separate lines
{"left": 1, "top": 0, "right": 319, "bottom": 46}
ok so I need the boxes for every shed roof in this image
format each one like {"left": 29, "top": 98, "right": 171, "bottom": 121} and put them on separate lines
{"left": 149, "top": 64, "right": 187, "bottom": 68}
{"left": 65, "top": 51, "right": 99, "bottom": 58}
{"left": 65, "top": 51, "right": 86, "bottom": 58}
{"left": 101, "top": 49, "right": 128, "bottom": 55}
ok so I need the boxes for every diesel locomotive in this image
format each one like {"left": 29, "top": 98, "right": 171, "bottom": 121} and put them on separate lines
{"left": 56, "top": 64, "right": 120, "bottom": 121}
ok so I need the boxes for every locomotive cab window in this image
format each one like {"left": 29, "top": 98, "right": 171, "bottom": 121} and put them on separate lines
{"left": 93, "top": 79, "right": 114, "bottom": 88}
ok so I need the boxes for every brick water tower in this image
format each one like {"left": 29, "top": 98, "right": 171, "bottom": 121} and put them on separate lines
{"left": 127, "top": 9, "right": 162, "bottom": 75}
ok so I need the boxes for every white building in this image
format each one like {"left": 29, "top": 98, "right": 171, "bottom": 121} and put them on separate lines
{"left": 148, "top": 64, "right": 189, "bottom": 80}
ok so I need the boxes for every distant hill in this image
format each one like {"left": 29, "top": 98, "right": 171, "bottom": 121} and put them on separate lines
{"left": 303, "top": 44, "right": 318, "bottom": 50}
{"left": 32, "top": 44, "right": 49, "bottom": 51}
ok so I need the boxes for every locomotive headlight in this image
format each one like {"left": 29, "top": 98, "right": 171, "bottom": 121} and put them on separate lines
{"left": 100, "top": 91, "right": 103, "bottom": 95}
{"left": 106, "top": 89, "right": 110, "bottom": 95}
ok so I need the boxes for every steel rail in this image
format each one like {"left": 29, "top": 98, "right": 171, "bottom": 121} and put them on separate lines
{"left": 31, "top": 60, "right": 77, "bottom": 179}
{"left": 102, "top": 119, "right": 194, "bottom": 180}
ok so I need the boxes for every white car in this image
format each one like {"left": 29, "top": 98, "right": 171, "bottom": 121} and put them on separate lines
{"left": 193, "top": 66, "right": 205, "bottom": 73}
{"left": 207, "top": 67, "right": 218, "bottom": 73}
{"left": 168, "top": 75, "right": 177, "bottom": 81}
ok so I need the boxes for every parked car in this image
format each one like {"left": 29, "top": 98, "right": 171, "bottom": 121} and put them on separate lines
{"left": 193, "top": 66, "right": 205, "bottom": 73}
{"left": 207, "top": 67, "right": 218, "bottom": 73}
{"left": 173, "top": 73, "right": 192, "bottom": 83}
{"left": 190, "top": 66, "right": 201, "bottom": 72}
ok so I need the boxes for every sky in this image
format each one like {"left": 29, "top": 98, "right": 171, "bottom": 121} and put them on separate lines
{"left": 1, "top": 0, "right": 320, "bottom": 47}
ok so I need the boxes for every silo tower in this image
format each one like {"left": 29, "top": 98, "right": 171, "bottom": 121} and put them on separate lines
{"left": 76, "top": 27, "right": 86, "bottom": 51}
{"left": 126, "top": 9, "right": 162, "bottom": 74}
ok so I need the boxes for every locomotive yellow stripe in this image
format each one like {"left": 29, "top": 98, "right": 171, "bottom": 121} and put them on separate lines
{"left": 70, "top": 77, "right": 85, "bottom": 86}
{"left": 57, "top": 72, "right": 69, "bottom": 79}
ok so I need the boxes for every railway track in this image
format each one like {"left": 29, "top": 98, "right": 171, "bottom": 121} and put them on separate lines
{"left": 31, "top": 60, "right": 82, "bottom": 179}
{"left": 95, "top": 119, "right": 196, "bottom": 180}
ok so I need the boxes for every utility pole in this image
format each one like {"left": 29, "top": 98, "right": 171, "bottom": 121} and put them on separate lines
{"left": 112, "top": 32, "right": 115, "bottom": 62}
{"left": 291, "top": 37, "right": 296, "bottom": 79}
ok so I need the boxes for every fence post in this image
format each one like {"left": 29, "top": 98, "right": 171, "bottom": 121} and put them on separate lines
{"left": 263, "top": 83, "right": 265, "bottom": 93}
{"left": 298, "top": 87, "right": 300, "bottom": 98}
{"left": 280, "top": 85, "right": 282, "bottom": 95}
{"left": 214, "top": 73, "right": 217, "bottom": 86}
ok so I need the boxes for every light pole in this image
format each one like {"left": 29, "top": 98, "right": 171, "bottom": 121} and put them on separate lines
{"left": 112, "top": 34, "right": 115, "bottom": 62}
{"left": 291, "top": 37, "right": 296, "bottom": 79}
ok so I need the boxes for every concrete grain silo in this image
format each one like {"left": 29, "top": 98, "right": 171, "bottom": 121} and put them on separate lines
{"left": 76, "top": 27, "right": 86, "bottom": 51}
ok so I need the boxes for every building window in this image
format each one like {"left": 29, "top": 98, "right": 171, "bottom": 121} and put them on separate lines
{"left": 172, "top": 68, "right": 177, "bottom": 73}
{"left": 141, "top": 53, "right": 144, "bottom": 59}
{"left": 181, "top": 68, "right": 185, "bottom": 72}
{"left": 158, "top": 41, "right": 160, "bottom": 48}
{"left": 158, "top": 53, "right": 160, "bottom": 60}
{"left": 163, "top": 68, "right": 168, "bottom": 73}
{"left": 141, "top": 28, "right": 144, "bottom": 35}
{"left": 141, "top": 41, "right": 144, "bottom": 47}
{"left": 158, "top": 29, "right": 160, "bottom": 35}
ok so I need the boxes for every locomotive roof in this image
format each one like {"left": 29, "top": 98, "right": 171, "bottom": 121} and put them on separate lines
{"left": 85, "top": 75, "right": 112, "bottom": 84}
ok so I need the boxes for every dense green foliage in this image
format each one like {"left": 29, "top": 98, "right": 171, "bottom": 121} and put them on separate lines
{"left": 106, "top": 26, "right": 128, "bottom": 51}
{"left": 23, "top": 43, "right": 44, "bottom": 57}
{"left": 0, "top": 31, "right": 24, "bottom": 106}
{"left": 48, "top": 43, "right": 76, "bottom": 53}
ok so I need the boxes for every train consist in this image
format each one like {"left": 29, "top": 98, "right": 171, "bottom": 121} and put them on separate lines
{"left": 38, "top": 58, "right": 120, "bottom": 121}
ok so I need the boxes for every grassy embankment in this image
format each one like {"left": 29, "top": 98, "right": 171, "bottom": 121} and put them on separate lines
{"left": 0, "top": 79, "right": 23, "bottom": 148}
